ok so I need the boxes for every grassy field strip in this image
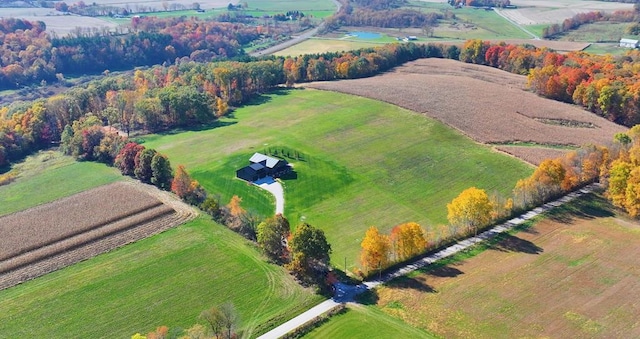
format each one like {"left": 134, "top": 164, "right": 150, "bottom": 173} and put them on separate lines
{"left": 0, "top": 217, "right": 322, "bottom": 337}
{"left": 303, "top": 304, "right": 436, "bottom": 338}
{"left": 0, "top": 152, "right": 123, "bottom": 217}
{"left": 364, "top": 184, "right": 598, "bottom": 289}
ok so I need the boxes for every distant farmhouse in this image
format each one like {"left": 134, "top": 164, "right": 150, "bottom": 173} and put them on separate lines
{"left": 236, "top": 153, "right": 290, "bottom": 182}
{"left": 620, "top": 38, "right": 639, "bottom": 49}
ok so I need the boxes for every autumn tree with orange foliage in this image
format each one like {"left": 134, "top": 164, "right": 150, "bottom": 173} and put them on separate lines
{"left": 171, "top": 164, "right": 205, "bottom": 205}
{"left": 447, "top": 187, "right": 494, "bottom": 236}
{"left": 390, "top": 222, "right": 427, "bottom": 261}
{"left": 360, "top": 226, "right": 391, "bottom": 274}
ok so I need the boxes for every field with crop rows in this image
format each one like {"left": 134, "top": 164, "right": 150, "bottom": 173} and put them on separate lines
{"left": 306, "top": 58, "right": 626, "bottom": 165}
{"left": 0, "top": 181, "right": 195, "bottom": 289}
{"left": 373, "top": 193, "right": 640, "bottom": 338}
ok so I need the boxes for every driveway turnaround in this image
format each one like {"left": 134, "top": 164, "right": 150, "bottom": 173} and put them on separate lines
{"left": 254, "top": 177, "right": 284, "bottom": 215}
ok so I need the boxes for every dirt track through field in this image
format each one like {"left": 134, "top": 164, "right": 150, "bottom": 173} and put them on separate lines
{"left": 0, "top": 180, "right": 197, "bottom": 290}
{"left": 306, "top": 58, "right": 627, "bottom": 164}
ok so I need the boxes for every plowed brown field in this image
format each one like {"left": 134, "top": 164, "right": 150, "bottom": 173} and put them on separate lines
{"left": 306, "top": 58, "right": 627, "bottom": 165}
{"left": 0, "top": 181, "right": 196, "bottom": 290}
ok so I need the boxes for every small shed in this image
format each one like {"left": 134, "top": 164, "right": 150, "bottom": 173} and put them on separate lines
{"left": 620, "top": 38, "right": 639, "bottom": 48}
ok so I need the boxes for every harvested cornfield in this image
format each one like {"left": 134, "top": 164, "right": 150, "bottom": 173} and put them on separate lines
{"left": 495, "top": 146, "right": 571, "bottom": 165}
{"left": 0, "top": 181, "right": 196, "bottom": 290}
{"left": 306, "top": 58, "right": 626, "bottom": 163}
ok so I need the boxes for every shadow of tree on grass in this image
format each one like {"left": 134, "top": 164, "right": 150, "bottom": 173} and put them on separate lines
{"left": 546, "top": 193, "right": 613, "bottom": 224}
{"left": 489, "top": 234, "right": 543, "bottom": 254}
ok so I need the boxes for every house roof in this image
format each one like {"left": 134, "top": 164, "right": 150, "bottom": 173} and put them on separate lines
{"left": 620, "top": 38, "right": 639, "bottom": 44}
{"left": 250, "top": 163, "right": 265, "bottom": 171}
{"left": 249, "top": 152, "right": 283, "bottom": 168}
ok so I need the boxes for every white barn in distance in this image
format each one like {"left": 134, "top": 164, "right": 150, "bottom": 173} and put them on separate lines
{"left": 620, "top": 38, "right": 639, "bottom": 48}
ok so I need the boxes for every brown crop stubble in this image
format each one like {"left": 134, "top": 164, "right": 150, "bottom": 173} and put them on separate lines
{"left": 306, "top": 58, "right": 627, "bottom": 165}
{"left": 0, "top": 181, "right": 197, "bottom": 290}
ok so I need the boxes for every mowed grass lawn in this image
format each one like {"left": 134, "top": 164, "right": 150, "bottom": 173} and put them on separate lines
{"left": 143, "top": 89, "right": 533, "bottom": 269}
{"left": 373, "top": 193, "right": 640, "bottom": 338}
{"left": 0, "top": 216, "right": 322, "bottom": 338}
{"left": 303, "top": 304, "right": 436, "bottom": 338}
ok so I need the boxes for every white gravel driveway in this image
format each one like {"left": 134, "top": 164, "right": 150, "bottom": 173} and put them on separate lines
{"left": 254, "top": 177, "right": 284, "bottom": 215}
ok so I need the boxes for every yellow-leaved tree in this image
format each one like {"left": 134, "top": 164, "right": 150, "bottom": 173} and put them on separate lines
{"left": 447, "top": 187, "right": 494, "bottom": 236}
{"left": 360, "top": 226, "right": 391, "bottom": 274}
{"left": 390, "top": 222, "right": 427, "bottom": 261}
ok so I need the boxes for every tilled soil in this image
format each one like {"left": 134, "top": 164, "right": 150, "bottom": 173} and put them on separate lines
{"left": 0, "top": 181, "right": 197, "bottom": 290}
{"left": 306, "top": 58, "right": 626, "bottom": 164}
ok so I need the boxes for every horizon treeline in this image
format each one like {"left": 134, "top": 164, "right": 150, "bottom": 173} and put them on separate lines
{"left": 0, "top": 16, "right": 269, "bottom": 90}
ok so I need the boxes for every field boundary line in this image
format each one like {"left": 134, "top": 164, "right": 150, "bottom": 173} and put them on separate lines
{"left": 257, "top": 183, "right": 599, "bottom": 338}
{"left": 0, "top": 180, "right": 197, "bottom": 290}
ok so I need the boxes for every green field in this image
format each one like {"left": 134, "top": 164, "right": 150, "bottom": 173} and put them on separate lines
{"left": 274, "top": 38, "right": 388, "bottom": 56}
{"left": 583, "top": 42, "right": 628, "bottom": 56}
{"left": 142, "top": 89, "right": 533, "bottom": 270}
{"left": 403, "top": 1, "right": 530, "bottom": 40}
{"left": 0, "top": 216, "right": 322, "bottom": 338}
{"left": 557, "top": 22, "right": 630, "bottom": 43}
{"left": 303, "top": 304, "right": 437, "bottom": 338}
{"left": 0, "top": 151, "right": 122, "bottom": 216}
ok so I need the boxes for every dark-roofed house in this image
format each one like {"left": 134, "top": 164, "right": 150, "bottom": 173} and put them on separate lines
{"left": 236, "top": 152, "right": 290, "bottom": 182}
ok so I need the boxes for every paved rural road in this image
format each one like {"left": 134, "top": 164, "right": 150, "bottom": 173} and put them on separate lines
{"left": 255, "top": 177, "right": 284, "bottom": 214}
{"left": 257, "top": 183, "right": 599, "bottom": 338}
{"left": 249, "top": 0, "right": 342, "bottom": 57}
{"left": 494, "top": 8, "right": 540, "bottom": 40}
{"left": 256, "top": 299, "right": 340, "bottom": 339}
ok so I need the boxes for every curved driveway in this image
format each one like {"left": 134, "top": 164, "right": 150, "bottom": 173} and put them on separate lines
{"left": 254, "top": 177, "right": 284, "bottom": 215}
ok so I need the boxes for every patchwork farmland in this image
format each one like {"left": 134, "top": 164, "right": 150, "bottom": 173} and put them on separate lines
{"left": 371, "top": 193, "right": 640, "bottom": 338}
{"left": 307, "top": 58, "right": 627, "bottom": 165}
{"left": 0, "top": 181, "right": 196, "bottom": 290}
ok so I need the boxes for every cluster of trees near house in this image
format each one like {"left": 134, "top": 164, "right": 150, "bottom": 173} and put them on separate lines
{"left": 461, "top": 39, "right": 640, "bottom": 127}
{"left": 0, "top": 17, "right": 265, "bottom": 89}
{"left": 358, "top": 137, "right": 623, "bottom": 277}
{"left": 57, "top": 109, "right": 333, "bottom": 290}
{"left": 541, "top": 9, "right": 639, "bottom": 39}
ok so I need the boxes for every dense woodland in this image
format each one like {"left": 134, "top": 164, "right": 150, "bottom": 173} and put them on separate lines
{"left": 325, "top": 0, "right": 446, "bottom": 29}
{"left": 0, "top": 17, "right": 267, "bottom": 90}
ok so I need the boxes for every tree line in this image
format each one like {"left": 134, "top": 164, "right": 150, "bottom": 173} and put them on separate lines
{"left": 358, "top": 137, "right": 624, "bottom": 278}
{"left": 0, "top": 17, "right": 265, "bottom": 89}
{"left": 0, "top": 41, "right": 446, "bottom": 169}
{"left": 459, "top": 39, "right": 640, "bottom": 127}
{"left": 541, "top": 9, "right": 639, "bottom": 39}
